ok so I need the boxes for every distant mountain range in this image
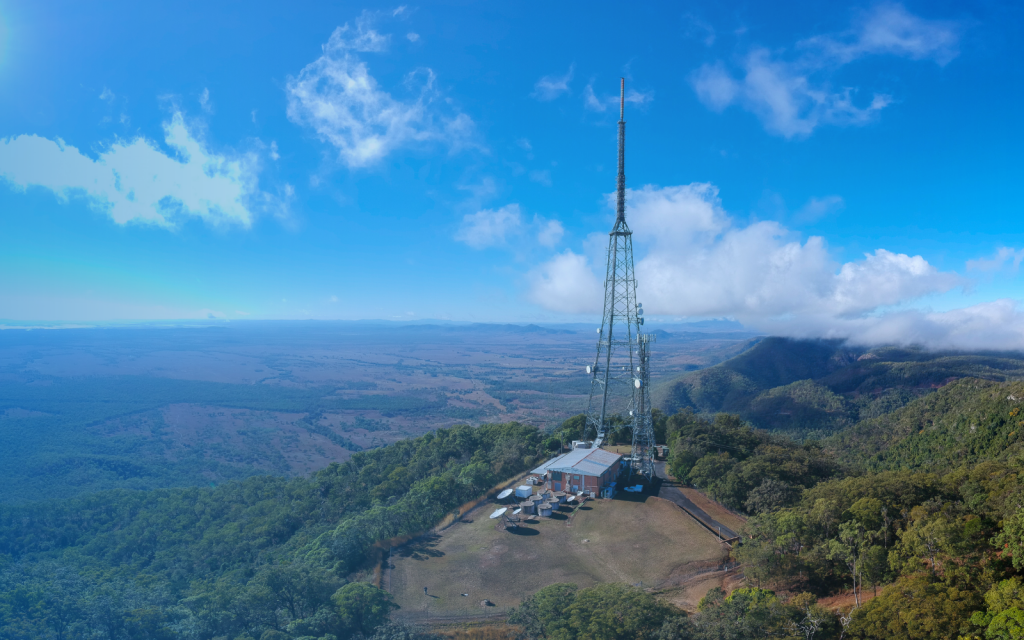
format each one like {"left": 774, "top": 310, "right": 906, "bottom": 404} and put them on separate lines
{"left": 653, "top": 336, "right": 1024, "bottom": 440}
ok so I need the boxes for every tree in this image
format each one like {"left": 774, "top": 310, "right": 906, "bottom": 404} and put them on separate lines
{"left": 786, "top": 593, "right": 835, "bottom": 640}
{"left": 744, "top": 478, "right": 798, "bottom": 515}
{"left": 692, "top": 587, "right": 787, "bottom": 639}
{"left": 970, "top": 577, "right": 1024, "bottom": 640}
{"left": 847, "top": 574, "right": 982, "bottom": 640}
{"left": 567, "top": 583, "right": 676, "bottom": 640}
{"left": 995, "top": 511, "right": 1024, "bottom": 571}
{"left": 507, "top": 583, "right": 578, "bottom": 640}
{"left": 331, "top": 583, "right": 398, "bottom": 638}
{"left": 510, "top": 583, "right": 677, "bottom": 640}
{"left": 827, "top": 523, "right": 867, "bottom": 607}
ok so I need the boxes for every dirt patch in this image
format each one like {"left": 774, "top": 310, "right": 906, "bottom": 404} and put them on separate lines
{"left": 818, "top": 589, "right": 879, "bottom": 611}
{"left": 679, "top": 488, "right": 748, "bottom": 534}
{"left": 390, "top": 494, "right": 727, "bottom": 621}
{"left": 659, "top": 568, "right": 746, "bottom": 613}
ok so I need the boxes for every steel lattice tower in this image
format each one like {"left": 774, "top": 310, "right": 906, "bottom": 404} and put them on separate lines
{"left": 582, "top": 79, "right": 656, "bottom": 481}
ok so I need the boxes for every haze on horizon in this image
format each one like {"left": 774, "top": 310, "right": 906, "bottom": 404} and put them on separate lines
{"left": 1, "top": 1, "right": 1022, "bottom": 350}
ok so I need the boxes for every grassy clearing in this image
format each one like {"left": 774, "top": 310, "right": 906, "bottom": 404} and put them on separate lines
{"left": 679, "top": 487, "right": 748, "bottom": 534}
{"left": 389, "top": 494, "right": 726, "bottom": 620}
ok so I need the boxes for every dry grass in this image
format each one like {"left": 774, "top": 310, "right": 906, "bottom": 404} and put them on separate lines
{"left": 657, "top": 568, "right": 746, "bottom": 613}
{"left": 679, "top": 487, "right": 748, "bottom": 534}
{"left": 390, "top": 494, "right": 727, "bottom": 620}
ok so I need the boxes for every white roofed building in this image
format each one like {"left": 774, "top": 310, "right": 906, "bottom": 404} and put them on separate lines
{"left": 531, "top": 447, "right": 623, "bottom": 498}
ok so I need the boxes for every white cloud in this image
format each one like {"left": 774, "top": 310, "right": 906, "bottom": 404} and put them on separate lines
{"left": 0, "top": 112, "right": 262, "bottom": 227}
{"left": 286, "top": 15, "right": 474, "bottom": 168}
{"left": 583, "top": 83, "right": 653, "bottom": 113}
{"left": 803, "top": 3, "right": 960, "bottom": 65}
{"left": 623, "top": 184, "right": 960, "bottom": 319}
{"left": 99, "top": 88, "right": 115, "bottom": 103}
{"left": 199, "top": 88, "right": 212, "bottom": 113}
{"left": 455, "top": 204, "right": 522, "bottom": 249}
{"left": 693, "top": 50, "right": 891, "bottom": 138}
{"left": 692, "top": 3, "right": 958, "bottom": 137}
{"left": 967, "top": 247, "right": 1024, "bottom": 273}
{"left": 536, "top": 218, "right": 564, "bottom": 248}
{"left": 406, "top": 32, "right": 420, "bottom": 42}
{"left": 526, "top": 183, "right": 993, "bottom": 347}
{"left": 516, "top": 138, "right": 532, "bottom": 151}
{"left": 532, "top": 65, "right": 574, "bottom": 101}
{"left": 527, "top": 250, "right": 603, "bottom": 313}
{"left": 759, "top": 300, "right": 1024, "bottom": 351}
{"left": 682, "top": 13, "right": 716, "bottom": 47}
{"left": 794, "top": 195, "right": 844, "bottom": 223}
{"left": 690, "top": 63, "right": 738, "bottom": 111}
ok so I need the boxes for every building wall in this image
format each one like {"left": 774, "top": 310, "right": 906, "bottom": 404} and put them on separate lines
{"left": 546, "top": 458, "right": 622, "bottom": 495}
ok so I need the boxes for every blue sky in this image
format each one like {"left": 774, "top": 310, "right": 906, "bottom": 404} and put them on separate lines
{"left": 1, "top": 1, "right": 1022, "bottom": 348}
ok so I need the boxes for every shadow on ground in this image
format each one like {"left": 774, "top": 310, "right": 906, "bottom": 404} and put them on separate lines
{"left": 612, "top": 475, "right": 663, "bottom": 503}
{"left": 397, "top": 534, "right": 446, "bottom": 560}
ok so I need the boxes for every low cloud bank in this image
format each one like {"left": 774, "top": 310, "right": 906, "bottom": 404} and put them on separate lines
{"left": 528, "top": 183, "right": 1024, "bottom": 351}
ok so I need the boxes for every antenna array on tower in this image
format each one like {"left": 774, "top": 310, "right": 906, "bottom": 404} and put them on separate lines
{"left": 582, "top": 79, "right": 657, "bottom": 481}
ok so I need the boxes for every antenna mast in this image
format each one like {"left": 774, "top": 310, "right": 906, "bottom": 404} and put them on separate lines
{"left": 616, "top": 78, "right": 626, "bottom": 225}
{"left": 581, "top": 79, "right": 657, "bottom": 481}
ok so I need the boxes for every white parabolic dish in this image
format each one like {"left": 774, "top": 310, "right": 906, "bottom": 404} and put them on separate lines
{"left": 496, "top": 488, "right": 514, "bottom": 500}
{"left": 489, "top": 507, "right": 508, "bottom": 519}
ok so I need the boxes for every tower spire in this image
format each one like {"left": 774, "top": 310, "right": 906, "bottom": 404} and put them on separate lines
{"left": 615, "top": 78, "right": 626, "bottom": 226}
{"left": 582, "top": 80, "right": 656, "bottom": 483}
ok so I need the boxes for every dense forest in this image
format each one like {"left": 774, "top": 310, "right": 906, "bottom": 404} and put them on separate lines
{"left": 0, "top": 376, "right": 464, "bottom": 502}
{"left": 0, "top": 422, "right": 545, "bottom": 639}
{"left": 638, "top": 378, "right": 1024, "bottom": 640}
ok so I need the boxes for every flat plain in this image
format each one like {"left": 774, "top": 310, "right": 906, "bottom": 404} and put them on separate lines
{"left": 0, "top": 321, "right": 758, "bottom": 501}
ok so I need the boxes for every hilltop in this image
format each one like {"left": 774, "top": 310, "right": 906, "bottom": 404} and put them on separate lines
{"left": 653, "top": 336, "right": 1024, "bottom": 438}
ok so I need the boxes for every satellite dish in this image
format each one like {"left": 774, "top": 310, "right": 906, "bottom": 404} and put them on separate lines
{"left": 497, "top": 488, "right": 514, "bottom": 500}
{"left": 513, "top": 508, "right": 522, "bottom": 515}
{"left": 638, "top": 302, "right": 643, "bottom": 308}
{"left": 634, "top": 379, "right": 642, "bottom": 389}
{"left": 586, "top": 365, "right": 592, "bottom": 374}
{"left": 489, "top": 507, "right": 508, "bottom": 519}
{"left": 638, "top": 308, "right": 644, "bottom": 316}
{"left": 640, "top": 317, "right": 645, "bottom": 325}
{"left": 629, "top": 410, "right": 634, "bottom": 416}
{"left": 596, "top": 328, "right": 601, "bottom": 333}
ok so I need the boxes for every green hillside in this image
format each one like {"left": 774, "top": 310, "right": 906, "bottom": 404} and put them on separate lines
{"left": 653, "top": 337, "right": 1024, "bottom": 438}
{"left": 826, "top": 378, "right": 1024, "bottom": 471}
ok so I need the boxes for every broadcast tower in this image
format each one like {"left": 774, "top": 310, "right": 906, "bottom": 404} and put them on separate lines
{"left": 583, "top": 79, "right": 656, "bottom": 481}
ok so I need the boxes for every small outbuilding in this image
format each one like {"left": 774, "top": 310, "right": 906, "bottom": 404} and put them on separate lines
{"left": 531, "top": 447, "right": 623, "bottom": 497}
